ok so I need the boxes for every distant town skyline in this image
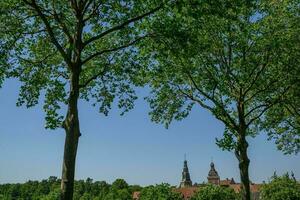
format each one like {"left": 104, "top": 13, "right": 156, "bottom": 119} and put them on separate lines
{"left": 0, "top": 79, "right": 299, "bottom": 186}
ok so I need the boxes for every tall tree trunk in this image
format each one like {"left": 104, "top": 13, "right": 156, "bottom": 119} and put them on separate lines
{"left": 61, "top": 70, "right": 81, "bottom": 200}
{"left": 236, "top": 134, "right": 251, "bottom": 200}
{"left": 236, "top": 97, "right": 251, "bottom": 200}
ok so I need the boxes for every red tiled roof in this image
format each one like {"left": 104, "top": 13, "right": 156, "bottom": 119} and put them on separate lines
{"left": 220, "top": 180, "right": 231, "bottom": 186}
{"left": 174, "top": 187, "right": 199, "bottom": 200}
{"left": 228, "top": 184, "right": 241, "bottom": 192}
{"left": 228, "top": 184, "right": 262, "bottom": 193}
{"left": 133, "top": 191, "right": 140, "bottom": 200}
{"left": 220, "top": 178, "right": 236, "bottom": 186}
{"left": 133, "top": 184, "right": 262, "bottom": 200}
{"left": 250, "top": 184, "right": 262, "bottom": 193}
{"left": 132, "top": 188, "right": 199, "bottom": 200}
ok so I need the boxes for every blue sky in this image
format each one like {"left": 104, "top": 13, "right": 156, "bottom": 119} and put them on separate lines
{"left": 0, "top": 79, "right": 299, "bottom": 186}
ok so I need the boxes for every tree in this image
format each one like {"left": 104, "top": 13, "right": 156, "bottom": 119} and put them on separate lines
{"left": 139, "top": 184, "right": 183, "bottom": 200}
{"left": 79, "top": 192, "right": 93, "bottom": 200}
{"left": 104, "top": 188, "right": 132, "bottom": 200}
{"left": 264, "top": 71, "right": 300, "bottom": 154}
{"left": 191, "top": 185, "right": 238, "bottom": 200}
{"left": 260, "top": 174, "right": 300, "bottom": 200}
{"left": 128, "top": 184, "right": 143, "bottom": 194}
{"left": 41, "top": 188, "right": 61, "bottom": 200}
{"left": 0, "top": 0, "right": 169, "bottom": 199}
{"left": 104, "top": 179, "right": 131, "bottom": 200}
{"left": 111, "top": 179, "right": 129, "bottom": 190}
{"left": 93, "top": 181, "right": 110, "bottom": 199}
{"left": 140, "top": 1, "right": 300, "bottom": 200}
{"left": 261, "top": 0, "right": 300, "bottom": 155}
{"left": 0, "top": 0, "right": 14, "bottom": 92}
{"left": 0, "top": 2, "right": 12, "bottom": 89}
{"left": 0, "top": 177, "right": 145, "bottom": 200}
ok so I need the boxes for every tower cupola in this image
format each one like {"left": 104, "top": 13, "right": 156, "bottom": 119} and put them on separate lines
{"left": 207, "top": 162, "right": 220, "bottom": 185}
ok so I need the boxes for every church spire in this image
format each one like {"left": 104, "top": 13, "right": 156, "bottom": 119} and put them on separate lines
{"left": 179, "top": 156, "right": 192, "bottom": 188}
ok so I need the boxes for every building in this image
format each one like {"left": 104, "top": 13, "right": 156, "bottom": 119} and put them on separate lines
{"left": 179, "top": 159, "right": 193, "bottom": 188}
{"left": 133, "top": 159, "right": 262, "bottom": 200}
{"left": 206, "top": 161, "right": 261, "bottom": 199}
{"left": 207, "top": 161, "right": 220, "bottom": 185}
{"left": 174, "top": 187, "right": 199, "bottom": 200}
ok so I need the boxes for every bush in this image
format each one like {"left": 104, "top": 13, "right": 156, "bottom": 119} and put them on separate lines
{"left": 191, "top": 184, "right": 238, "bottom": 200}
{"left": 40, "top": 188, "right": 60, "bottom": 200}
{"left": 139, "top": 183, "right": 183, "bottom": 200}
{"left": 260, "top": 174, "right": 300, "bottom": 200}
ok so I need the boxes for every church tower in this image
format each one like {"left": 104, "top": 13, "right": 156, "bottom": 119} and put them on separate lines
{"left": 207, "top": 162, "right": 220, "bottom": 185}
{"left": 179, "top": 158, "right": 193, "bottom": 188}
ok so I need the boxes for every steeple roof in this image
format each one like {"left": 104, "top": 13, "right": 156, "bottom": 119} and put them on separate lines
{"left": 179, "top": 159, "right": 192, "bottom": 188}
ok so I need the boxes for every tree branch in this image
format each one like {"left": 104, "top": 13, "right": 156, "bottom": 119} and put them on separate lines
{"left": 176, "top": 87, "right": 237, "bottom": 130}
{"left": 244, "top": 79, "right": 278, "bottom": 104}
{"left": 246, "top": 103, "right": 274, "bottom": 127}
{"left": 70, "top": 0, "right": 79, "bottom": 12}
{"left": 82, "top": 35, "right": 148, "bottom": 65}
{"left": 244, "top": 50, "right": 270, "bottom": 96}
{"left": 83, "top": 0, "right": 102, "bottom": 22}
{"left": 16, "top": 51, "right": 57, "bottom": 65}
{"left": 79, "top": 61, "right": 111, "bottom": 89}
{"left": 52, "top": 1, "right": 73, "bottom": 41}
{"left": 175, "top": 84, "right": 214, "bottom": 112}
{"left": 246, "top": 86, "right": 291, "bottom": 127}
{"left": 83, "top": 4, "right": 163, "bottom": 47}
{"left": 216, "top": 48, "right": 239, "bottom": 93}
{"left": 186, "top": 71, "right": 239, "bottom": 130}
{"left": 245, "top": 103, "right": 269, "bottom": 118}
{"left": 23, "top": 0, "right": 71, "bottom": 66}
{"left": 285, "top": 103, "right": 300, "bottom": 118}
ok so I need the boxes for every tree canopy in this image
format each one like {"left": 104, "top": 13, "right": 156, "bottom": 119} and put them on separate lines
{"left": 139, "top": 184, "right": 183, "bottom": 200}
{"left": 139, "top": 0, "right": 300, "bottom": 199}
{"left": 260, "top": 0, "right": 300, "bottom": 155}
{"left": 0, "top": 177, "right": 140, "bottom": 200}
{"left": 191, "top": 185, "right": 239, "bottom": 200}
{"left": 1, "top": 0, "right": 165, "bottom": 129}
{"left": 260, "top": 173, "right": 300, "bottom": 200}
{"left": 142, "top": 0, "right": 299, "bottom": 151}
{"left": 0, "top": 0, "right": 169, "bottom": 199}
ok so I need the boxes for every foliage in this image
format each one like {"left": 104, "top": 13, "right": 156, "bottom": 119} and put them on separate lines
{"left": 0, "top": 0, "right": 15, "bottom": 88}
{"left": 138, "top": 0, "right": 300, "bottom": 199}
{"left": 0, "top": 0, "right": 167, "bottom": 129}
{"left": 41, "top": 188, "right": 61, "bottom": 200}
{"left": 0, "top": 177, "right": 59, "bottom": 200}
{"left": 191, "top": 184, "right": 238, "bottom": 200}
{"left": 139, "top": 183, "right": 183, "bottom": 200}
{"left": 104, "top": 179, "right": 131, "bottom": 200}
{"left": 260, "top": 174, "right": 300, "bottom": 200}
{"left": 261, "top": 0, "right": 300, "bottom": 155}
{"left": 0, "top": 177, "right": 140, "bottom": 200}
{"left": 0, "top": 0, "right": 170, "bottom": 198}
{"left": 111, "top": 179, "right": 129, "bottom": 190}
{"left": 141, "top": 0, "right": 299, "bottom": 152}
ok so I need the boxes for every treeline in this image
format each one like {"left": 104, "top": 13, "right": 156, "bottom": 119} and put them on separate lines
{"left": 0, "top": 177, "right": 141, "bottom": 200}
{"left": 1, "top": 174, "right": 299, "bottom": 200}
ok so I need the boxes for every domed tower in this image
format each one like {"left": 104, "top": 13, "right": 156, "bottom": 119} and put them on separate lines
{"left": 179, "top": 159, "right": 193, "bottom": 188}
{"left": 207, "top": 162, "right": 220, "bottom": 185}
